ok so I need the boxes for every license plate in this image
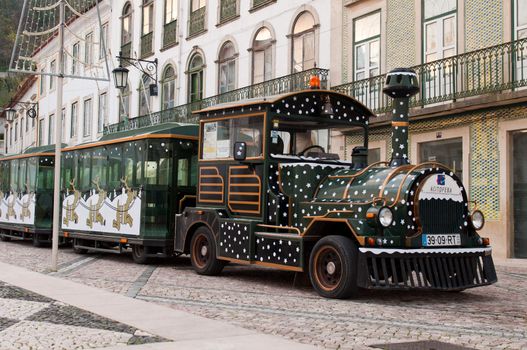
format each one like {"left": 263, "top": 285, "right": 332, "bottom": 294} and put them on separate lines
{"left": 422, "top": 234, "right": 461, "bottom": 247}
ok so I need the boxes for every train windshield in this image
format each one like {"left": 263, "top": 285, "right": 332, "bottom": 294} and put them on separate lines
{"left": 269, "top": 118, "right": 366, "bottom": 162}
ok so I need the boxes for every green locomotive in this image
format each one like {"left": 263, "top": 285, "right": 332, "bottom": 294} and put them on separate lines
{"left": 0, "top": 145, "right": 56, "bottom": 246}
{"left": 175, "top": 68, "right": 497, "bottom": 298}
{"left": 59, "top": 123, "right": 198, "bottom": 263}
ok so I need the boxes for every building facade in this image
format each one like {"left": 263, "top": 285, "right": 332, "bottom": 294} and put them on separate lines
{"left": 331, "top": 0, "right": 527, "bottom": 259}
{"left": 3, "top": 0, "right": 527, "bottom": 259}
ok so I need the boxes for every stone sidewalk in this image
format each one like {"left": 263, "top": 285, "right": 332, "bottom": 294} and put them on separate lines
{"left": 0, "top": 261, "right": 316, "bottom": 350}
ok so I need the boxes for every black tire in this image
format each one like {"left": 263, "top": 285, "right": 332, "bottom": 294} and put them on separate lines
{"left": 309, "top": 235, "right": 359, "bottom": 299}
{"left": 32, "top": 235, "right": 42, "bottom": 248}
{"left": 132, "top": 244, "right": 150, "bottom": 264}
{"left": 0, "top": 235, "right": 11, "bottom": 242}
{"left": 190, "top": 226, "right": 225, "bottom": 275}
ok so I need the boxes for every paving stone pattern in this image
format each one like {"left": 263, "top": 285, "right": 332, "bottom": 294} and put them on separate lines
{"left": 1, "top": 241, "right": 526, "bottom": 349}
{"left": 0, "top": 282, "right": 167, "bottom": 350}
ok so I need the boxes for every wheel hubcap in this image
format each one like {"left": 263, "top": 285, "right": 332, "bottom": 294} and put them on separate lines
{"left": 326, "top": 261, "right": 336, "bottom": 275}
{"left": 201, "top": 245, "right": 208, "bottom": 257}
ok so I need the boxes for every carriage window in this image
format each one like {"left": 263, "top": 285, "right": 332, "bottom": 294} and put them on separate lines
{"left": 27, "top": 157, "right": 37, "bottom": 192}
{"left": 177, "top": 158, "right": 189, "bottom": 186}
{"left": 10, "top": 159, "right": 18, "bottom": 191}
{"left": 108, "top": 145, "right": 122, "bottom": 189}
{"left": 202, "top": 116, "right": 263, "bottom": 159}
{"left": 38, "top": 157, "right": 54, "bottom": 190}
{"left": 145, "top": 141, "right": 172, "bottom": 185}
{"left": 79, "top": 152, "right": 91, "bottom": 190}
{"left": 91, "top": 147, "right": 108, "bottom": 188}
{"left": 18, "top": 159, "right": 27, "bottom": 192}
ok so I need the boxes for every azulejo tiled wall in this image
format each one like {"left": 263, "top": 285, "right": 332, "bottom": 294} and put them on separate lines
{"left": 465, "top": 0, "right": 503, "bottom": 51}
{"left": 386, "top": 0, "right": 417, "bottom": 71}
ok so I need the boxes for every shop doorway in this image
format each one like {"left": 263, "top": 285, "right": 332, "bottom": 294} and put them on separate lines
{"left": 513, "top": 131, "right": 527, "bottom": 258}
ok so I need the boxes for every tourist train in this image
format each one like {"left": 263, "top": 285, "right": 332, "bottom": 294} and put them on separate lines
{"left": 0, "top": 69, "right": 497, "bottom": 298}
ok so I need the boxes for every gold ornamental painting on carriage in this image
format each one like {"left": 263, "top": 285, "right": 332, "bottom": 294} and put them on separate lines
{"left": 61, "top": 177, "right": 142, "bottom": 235}
{"left": 0, "top": 190, "right": 36, "bottom": 225}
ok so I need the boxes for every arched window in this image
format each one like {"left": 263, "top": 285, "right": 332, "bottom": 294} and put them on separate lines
{"left": 188, "top": 53, "right": 204, "bottom": 103}
{"left": 121, "top": 2, "right": 133, "bottom": 54}
{"left": 162, "top": 65, "right": 176, "bottom": 109}
{"left": 291, "top": 11, "right": 316, "bottom": 73}
{"left": 218, "top": 41, "right": 236, "bottom": 94}
{"left": 139, "top": 74, "right": 153, "bottom": 116}
{"left": 141, "top": 0, "right": 154, "bottom": 57}
{"left": 119, "top": 81, "right": 131, "bottom": 122}
{"left": 252, "top": 27, "right": 273, "bottom": 83}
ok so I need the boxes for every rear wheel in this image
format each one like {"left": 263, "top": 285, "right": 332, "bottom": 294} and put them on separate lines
{"left": 190, "top": 227, "right": 225, "bottom": 275}
{"left": 309, "top": 235, "right": 358, "bottom": 299}
{"left": 132, "top": 244, "right": 150, "bottom": 264}
{"left": 32, "top": 234, "right": 42, "bottom": 248}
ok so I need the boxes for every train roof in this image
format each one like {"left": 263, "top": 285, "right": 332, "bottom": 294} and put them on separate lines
{"left": 63, "top": 122, "right": 198, "bottom": 152}
{"left": 0, "top": 144, "right": 66, "bottom": 161}
{"left": 195, "top": 89, "right": 375, "bottom": 125}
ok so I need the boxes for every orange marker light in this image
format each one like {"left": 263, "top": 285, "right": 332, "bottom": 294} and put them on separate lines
{"left": 309, "top": 74, "right": 321, "bottom": 89}
{"left": 119, "top": 238, "right": 128, "bottom": 244}
{"left": 482, "top": 237, "right": 490, "bottom": 246}
{"left": 366, "top": 212, "right": 375, "bottom": 219}
{"left": 367, "top": 237, "right": 376, "bottom": 246}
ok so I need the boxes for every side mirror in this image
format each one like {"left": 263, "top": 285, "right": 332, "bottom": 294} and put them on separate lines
{"left": 234, "top": 142, "right": 247, "bottom": 161}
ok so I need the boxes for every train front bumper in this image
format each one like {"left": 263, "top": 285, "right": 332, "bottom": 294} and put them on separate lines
{"left": 356, "top": 247, "right": 497, "bottom": 290}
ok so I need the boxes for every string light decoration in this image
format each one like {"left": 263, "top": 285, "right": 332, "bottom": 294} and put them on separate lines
{"left": 9, "top": 0, "right": 110, "bottom": 81}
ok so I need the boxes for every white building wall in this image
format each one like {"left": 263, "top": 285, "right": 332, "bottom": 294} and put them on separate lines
{"left": 7, "top": 0, "right": 332, "bottom": 154}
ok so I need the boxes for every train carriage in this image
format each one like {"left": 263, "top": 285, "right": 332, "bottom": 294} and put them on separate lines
{"left": 0, "top": 145, "right": 57, "bottom": 246}
{"left": 174, "top": 69, "right": 497, "bottom": 298}
{"left": 60, "top": 122, "right": 198, "bottom": 263}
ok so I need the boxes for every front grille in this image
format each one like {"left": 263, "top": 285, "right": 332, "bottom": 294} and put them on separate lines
{"left": 358, "top": 251, "right": 497, "bottom": 290}
{"left": 418, "top": 199, "right": 464, "bottom": 234}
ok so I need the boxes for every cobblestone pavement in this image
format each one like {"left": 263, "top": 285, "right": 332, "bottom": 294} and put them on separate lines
{"left": 0, "top": 240, "right": 526, "bottom": 350}
{"left": 0, "top": 281, "right": 167, "bottom": 350}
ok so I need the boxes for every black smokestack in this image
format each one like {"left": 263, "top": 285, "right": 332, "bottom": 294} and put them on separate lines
{"left": 382, "top": 68, "right": 419, "bottom": 167}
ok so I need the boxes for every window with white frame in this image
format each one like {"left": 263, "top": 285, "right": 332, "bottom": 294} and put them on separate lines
{"left": 291, "top": 11, "right": 316, "bottom": 73}
{"left": 142, "top": 0, "right": 154, "bottom": 36}
{"left": 191, "top": 0, "right": 206, "bottom": 12}
{"left": 83, "top": 99, "right": 92, "bottom": 137}
{"left": 353, "top": 11, "right": 381, "bottom": 81}
{"left": 188, "top": 53, "right": 204, "bottom": 102}
{"left": 516, "top": 0, "right": 527, "bottom": 39}
{"left": 98, "top": 92, "right": 108, "bottom": 133}
{"left": 72, "top": 42, "right": 80, "bottom": 75}
{"left": 423, "top": 0, "right": 456, "bottom": 63}
{"left": 252, "top": 27, "right": 273, "bottom": 84}
{"left": 166, "top": 0, "right": 178, "bottom": 23}
{"left": 39, "top": 69, "right": 45, "bottom": 95}
{"left": 50, "top": 60, "right": 56, "bottom": 90}
{"left": 38, "top": 119, "right": 44, "bottom": 146}
{"left": 99, "top": 23, "right": 108, "bottom": 59}
{"left": 162, "top": 65, "right": 176, "bottom": 109}
{"left": 139, "top": 75, "right": 153, "bottom": 116}
{"left": 119, "top": 82, "right": 131, "bottom": 122}
{"left": 121, "top": 3, "right": 133, "bottom": 47}
{"left": 48, "top": 114, "right": 54, "bottom": 145}
{"left": 71, "top": 102, "right": 78, "bottom": 138}
{"left": 218, "top": 41, "right": 236, "bottom": 94}
{"left": 85, "top": 32, "right": 93, "bottom": 66}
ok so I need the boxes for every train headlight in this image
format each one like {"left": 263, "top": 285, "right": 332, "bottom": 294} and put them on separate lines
{"left": 378, "top": 207, "right": 394, "bottom": 228}
{"left": 470, "top": 210, "right": 485, "bottom": 230}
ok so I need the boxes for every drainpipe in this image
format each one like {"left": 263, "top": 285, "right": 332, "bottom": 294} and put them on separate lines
{"left": 382, "top": 68, "right": 419, "bottom": 167}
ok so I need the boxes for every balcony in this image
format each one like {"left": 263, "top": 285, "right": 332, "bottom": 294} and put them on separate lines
{"left": 163, "top": 20, "right": 178, "bottom": 49}
{"left": 104, "top": 67, "right": 328, "bottom": 135}
{"left": 140, "top": 32, "right": 153, "bottom": 58}
{"left": 332, "top": 38, "right": 527, "bottom": 115}
{"left": 120, "top": 42, "right": 132, "bottom": 66}
{"left": 188, "top": 7, "right": 206, "bottom": 38}
{"left": 219, "top": 0, "right": 238, "bottom": 24}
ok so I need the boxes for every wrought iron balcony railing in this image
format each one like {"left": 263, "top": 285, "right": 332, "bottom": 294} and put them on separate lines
{"left": 140, "top": 32, "right": 153, "bottom": 58}
{"left": 163, "top": 20, "right": 178, "bottom": 48}
{"left": 188, "top": 7, "right": 206, "bottom": 37}
{"left": 219, "top": 0, "right": 238, "bottom": 24}
{"left": 104, "top": 68, "right": 328, "bottom": 135}
{"left": 332, "top": 37, "right": 527, "bottom": 115}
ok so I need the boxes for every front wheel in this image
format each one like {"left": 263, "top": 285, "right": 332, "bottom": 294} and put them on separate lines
{"left": 132, "top": 244, "right": 150, "bottom": 264}
{"left": 190, "top": 227, "right": 225, "bottom": 275}
{"left": 309, "top": 235, "right": 358, "bottom": 299}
